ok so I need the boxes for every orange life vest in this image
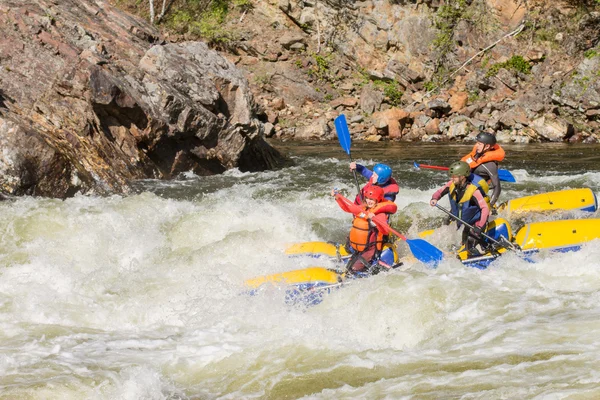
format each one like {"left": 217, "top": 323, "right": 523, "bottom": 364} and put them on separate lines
{"left": 348, "top": 201, "right": 394, "bottom": 252}
{"left": 461, "top": 144, "right": 505, "bottom": 169}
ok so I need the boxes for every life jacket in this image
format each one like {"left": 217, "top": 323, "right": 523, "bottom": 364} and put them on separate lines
{"left": 348, "top": 201, "right": 395, "bottom": 252}
{"left": 356, "top": 179, "right": 400, "bottom": 204}
{"left": 461, "top": 144, "right": 505, "bottom": 169}
{"left": 449, "top": 182, "right": 486, "bottom": 227}
{"left": 468, "top": 173, "right": 491, "bottom": 208}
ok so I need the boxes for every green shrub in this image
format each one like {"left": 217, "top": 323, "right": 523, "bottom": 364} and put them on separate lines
{"left": 308, "top": 53, "right": 334, "bottom": 82}
{"left": 382, "top": 82, "right": 403, "bottom": 106}
{"left": 423, "top": 81, "right": 437, "bottom": 92}
{"left": 166, "top": 0, "right": 234, "bottom": 44}
{"left": 487, "top": 55, "right": 532, "bottom": 77}
{"left": 468, "top": 90, "right": 480, "bottom": 103}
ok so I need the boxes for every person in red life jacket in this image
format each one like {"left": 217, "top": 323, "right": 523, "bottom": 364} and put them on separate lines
{"left": 429, "top": 161, "right": 491, "bottom": 257}
{"left": 461, "top": 131, "right": 505, "bottom": 206}
{"left": 349, "top": 162, "right": 399, "bottom": 204}
{"left": 332, "top": 186, "right": 398, "bottom": 273}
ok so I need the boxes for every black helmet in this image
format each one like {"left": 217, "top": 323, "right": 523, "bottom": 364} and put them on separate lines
{"left": 448, "top": 161, "right": 471, "bottom": 177}
{"left": 476, "top": 132, "right": 497, "bottom": 145}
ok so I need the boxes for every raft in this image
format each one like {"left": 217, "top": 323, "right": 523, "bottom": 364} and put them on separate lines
{"left": 419, "top": 187, "right": 598, "bottom": 239}
{"left": 458, "top": 218, "right": 600, "bottom": 269}
{"left": 496, "top": 188, "right": 598, "bottom": 214}
{"left": 284, "top": 241, "right": 399, "bottom": 266}
{"left": 247, "top": 188, "right": 600, "bottom": 305}
{"left": 246, "top": 243, "right": 401, "bottom": 306}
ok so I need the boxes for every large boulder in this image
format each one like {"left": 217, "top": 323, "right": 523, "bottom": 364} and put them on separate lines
{"left": 531, "top": 115, "right": 574, "bottom": 142}
{"left": 0, "top": 0, "right": 282, "bottom": 198}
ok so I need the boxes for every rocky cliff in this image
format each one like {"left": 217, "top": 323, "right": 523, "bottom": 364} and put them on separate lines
{"left": 152, "top": 0, "right": 600, "bottom": 144}
{"left": 0, "top": 0, "right": 283, "bottom": 198}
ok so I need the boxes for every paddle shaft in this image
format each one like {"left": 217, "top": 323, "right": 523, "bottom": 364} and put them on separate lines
{"left": 348, "top": 154, "right": 364, "bottom": 203}
{"left": 417, "top": 163, "right": 449, "bottom": 171}
{"left": 415, "top": 162, "right": 516, "bottom": 183}
{"left": 434, "top": 204, "right": 503, "bottom": 246}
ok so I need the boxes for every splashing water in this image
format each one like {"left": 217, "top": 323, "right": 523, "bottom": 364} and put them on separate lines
{"left": 1, "top": 142, "right": 600, "bottom": 399}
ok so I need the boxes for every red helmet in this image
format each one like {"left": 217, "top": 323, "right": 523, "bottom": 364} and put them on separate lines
{"left": 364, "top": 186, "right": 384, "bottom": 202}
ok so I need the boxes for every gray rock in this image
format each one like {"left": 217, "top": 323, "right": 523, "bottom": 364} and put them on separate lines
{"left": 350, "top": 114, "right": 364, "bottom": 123}
{"left": 359, "top": 84, "right": 384, "bottom": 114}
{"left": 295, "top": 117, "right": 332, "bottom": 140}
{"left": 558, "top": 57, "right": 600, "bottom": 111}
{"left": 427, "top": 99, "right": 452, "bottom": 115}
{"left": 0, "top": 0, "right": 283, "bottom": 197}
{"left": 531, "top": 115, "right": 574, "bottom": 142}
{"left": 264, "top": 122, "right": 275, "bottom": 137}
{"left": 388, "top": 16, "right": 436, "bottom": 58}
{"left": 279, "top": 34, "right": 306, "bottom": 50}
{"left": 447, "top": 120, "right": 470, "bottom": 139}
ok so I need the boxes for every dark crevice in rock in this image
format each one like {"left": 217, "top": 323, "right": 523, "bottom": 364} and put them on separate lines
{"left": 147, "top": 135, "right": 225, "bottom": 177}
{"left": 237, "top": 138, "right": 285, "bottom": 172}
{"left": 92, "top": 101, "right": 148, "bottom": 141}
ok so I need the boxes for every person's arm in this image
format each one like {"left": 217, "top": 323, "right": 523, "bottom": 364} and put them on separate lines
{"left": 355, "top": 164, "right": 373, "bottom": 180}
{"left": 472, "top": 190, "right": 490, "bottom": 228}
{"left": 334, "top": 193, "right": 365, "bottom": 214}
{"left": 430, "top": 182, "right": 451, "bottom": 205}
{"left": 475, "top": 162, "right": 501, "bottom": 206}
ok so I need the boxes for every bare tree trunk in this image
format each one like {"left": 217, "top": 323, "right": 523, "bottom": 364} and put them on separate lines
{"left": 149, "top": 0, "right": 155, "bottom": 24}
{"left": 158, "top": 0, "right": 167, "bottom": 21}
{"left": 316, "top": 0, "right": 321, "bottom": 54}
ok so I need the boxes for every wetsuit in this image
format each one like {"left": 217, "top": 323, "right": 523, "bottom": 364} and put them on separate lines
{"left": 462, "top": 144, "right": 505, "bottom": 206}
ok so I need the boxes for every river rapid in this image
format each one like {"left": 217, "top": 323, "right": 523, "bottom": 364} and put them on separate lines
{"left": 1, "top": 142, "right": 600, "bottom": 399}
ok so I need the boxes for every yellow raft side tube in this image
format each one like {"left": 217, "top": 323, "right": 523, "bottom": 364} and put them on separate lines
{"left": 455, "top": 218, "right": 513, "bottom": 261}
{"left": 513, "top": 218, "right": 600, "bottom": 251}
{"left": 497, "top": 188, "right": 598, "bottom": 214}
{"left": 285, "top": 241, "right": 351, "bottom": 258}
{"left": 244, "top": 267, "right": 341, "bottom": 289}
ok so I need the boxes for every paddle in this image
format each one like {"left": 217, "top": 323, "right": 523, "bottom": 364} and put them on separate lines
{"left": 335, "top": 194, "right": 444, "bottom": 266}
{"left": 370, "top": 214, "right": 444, "bottom": 266}
{"left": 334, "top": 114, "right": 363, "bottom": 202}
{"left": 413, "top": 162, "right": 517, "bottom": 183}
{"left": 433, "top": 204, "right": 519, "bottom": 251}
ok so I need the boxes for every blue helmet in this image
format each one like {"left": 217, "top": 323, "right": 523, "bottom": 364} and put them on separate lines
{"left": 373, "top": 163, "right": 392, "bottom": 184}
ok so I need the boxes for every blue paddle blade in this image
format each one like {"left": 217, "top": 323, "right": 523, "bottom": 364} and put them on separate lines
{"left": 498, "top": 169, "right": 516, "bottom": 183}
{"left": 406, "top": 238, "right": 444, "bottom": 267}
{"left": 413, "top": 161, "right": 420, "bottom": 170}
{"left": 334, "top": 114, "right": 351, "bottom": 155}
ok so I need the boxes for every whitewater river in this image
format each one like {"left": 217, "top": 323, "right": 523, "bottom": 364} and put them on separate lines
{"left": 1, "top": 141, "right": 600, "bottom": 399}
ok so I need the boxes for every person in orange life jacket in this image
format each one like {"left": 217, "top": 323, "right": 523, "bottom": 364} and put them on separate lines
{"left": 349, "top": 162, "right": 399, "bottom": 204}
{"left": 461, "top": 131, "right": 505, "bottom": 207}
{"left": 332, "top": 186, "right": 398, "bottom": 272}
{"left": 429, "top": 161, "right": 491, "bottom": 256}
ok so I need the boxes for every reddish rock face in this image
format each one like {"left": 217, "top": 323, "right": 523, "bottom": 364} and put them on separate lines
{"left": 0, "top": 0, "right": 282, "bottom": 198}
